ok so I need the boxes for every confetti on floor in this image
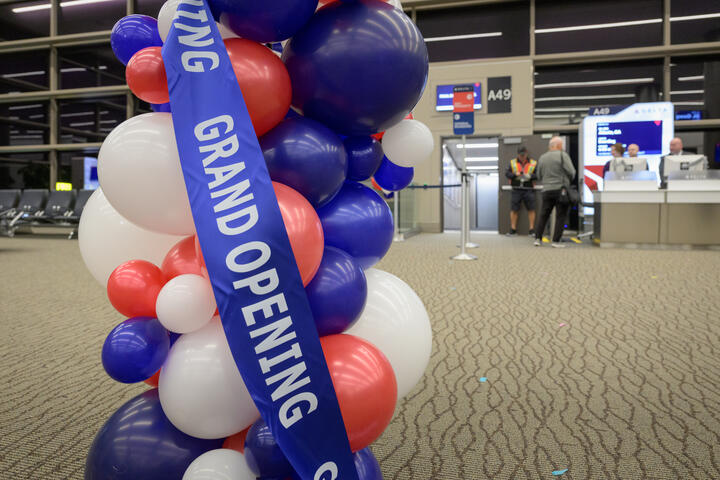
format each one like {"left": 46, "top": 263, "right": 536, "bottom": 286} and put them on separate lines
{"left": 558, "top": 323, "right": 566, "bottom": 327}
{"left": 552, "top": 468, "right": 568, "bottom": 476}
{"left": 479, "top": 377, "right": 487, "bottom": 383}
{"left": 651, "top": 275, "right": 658, "bottom": 279}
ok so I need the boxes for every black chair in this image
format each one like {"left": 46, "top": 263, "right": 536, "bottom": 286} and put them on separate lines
{"left": 3, "top": 189, "right": 48, "bottom": 237}
{"left": 65, "top": 189, "right": 94, "bottom": 239}
{"left": 0, "top": 189, "right": 20, "bottom": 217}
{"left": 66, "top": 189, "right": 93, "bottom": 221}
{"left": 43, "top": 190, "right": 75, "bottom": 218}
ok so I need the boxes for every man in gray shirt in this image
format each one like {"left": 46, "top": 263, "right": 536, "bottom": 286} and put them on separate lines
{"left": 534, "top": 136, "right": 576, "bottom": 248}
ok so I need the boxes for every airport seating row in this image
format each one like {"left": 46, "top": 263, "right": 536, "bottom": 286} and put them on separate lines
{"left": 0, "top": 188, "right": 93, "bottom": 238}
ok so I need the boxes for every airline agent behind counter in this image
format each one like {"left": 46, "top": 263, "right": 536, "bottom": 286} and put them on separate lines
{"left": 505, "top": 146, "right": 537, "bottom": 236}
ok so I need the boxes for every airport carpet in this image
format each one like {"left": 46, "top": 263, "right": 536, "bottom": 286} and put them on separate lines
{"left": 1, "top": 233, "right": 719, "bottom": 480}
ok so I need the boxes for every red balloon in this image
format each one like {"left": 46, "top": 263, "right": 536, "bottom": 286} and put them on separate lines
{"left": 320, "top": 334, "right": 397, "bottom": 452}
{"left": 222, "top": 426, "right": 250, "bottom": 454}
{"left": 224, "top": 38, "right": 291, "bottom": 136}
{"left": 273, "top": 182, "right": 324, "bottom": 286}
{"left": 162, "top": 236, "right": 202, "bottom": 280}
{"left": 144, "top": 368, "right": 161, "bottom": 387}
{"left": 125, "top": 47, "right": 169, "bottom": 104}
{"left": 107, "top": 260, "right": 165, "bottom": 318}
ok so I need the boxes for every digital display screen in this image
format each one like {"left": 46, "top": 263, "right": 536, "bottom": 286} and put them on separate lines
{"left": 84, "top": 157, "right": 99, "bottom": 190}
{"left": 436, "top": 83, "right": 482, "bottom": 111}
{"left": 596, "top": 121, "right": 663, "bottom": 156}
{"left": 675, "top": 110, "right": 702, "bottom": 121}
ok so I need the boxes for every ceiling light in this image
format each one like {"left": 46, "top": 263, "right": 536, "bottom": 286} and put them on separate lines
{"left": 61, "top": 67, "right": 86, "bottom": 73}
{"left": 535, "top": 107, "right": 596, "bottom": 112}
{"left": 535, "top": 93, "right": 636, "bottom": 102}
{"left": 2, "top": 71, "right": 44, "bottom": 79}
{"left": 455, "top": 143, "right": 499, "bottom": 148}
{"left": 13, "top": 0, "right": 116, "bottom": 14}
{"left": 673, "top": 101, "right": 704, "bottom": 105}
{"left": 678, "top": 75, "right": 704, "bottom": 82}
{"left": 536, "top": 18, "right": 661, "bottom": 34}
{"left": 424, "top": 32, "right": 502, "bottom": 43}
{"left": 465, "top": 157, "right": 499, "bottom": 162}
{"left": 670, "top": 90, "right": 704, "bottom": 95}
{"left": 535, "top": 114, "right": 584, "bottom": 119}
{"left": 670, "top": 12, "right": 720, "bottom": 22}
{"left": 535, "top": 77, "right": 654, "bottom": 88}
{"left": 61, "top": 111, "right": 94, "bottom": 118}
{"left": 8, "top": 104, "right": 43, "bottom": 110}
{"left": 467, "top": 166, "right": 498, "bottom": 170}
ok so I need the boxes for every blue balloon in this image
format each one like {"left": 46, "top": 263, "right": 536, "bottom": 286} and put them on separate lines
{"left": 283, "top": 0, "right": 428, "bottom": 135}
{"left": 290, "top": 448, "right": 383, "bottom": 480}
{"left": 85, "top": 389, "right": 223, "bottom": 480}
{"left": 373, "top": 156, "right": 414, "bottom": 191}
{"left": 244, "top": 418, "right": 295, "bottom": 478}
{"left": 317, "top": 181, "right": 393, "bottom": 270}
{"left": 260, "top": 116, "right": 347, "bottom": 207}
{"left": 353, "top": 448, "right": 383, "bottom": 480}
{"left": 306, "top": 246, "right": 367, "bottom": 336}
{"left": 110, "top": 15, "right": 162, "bottom": 65}
{"left": 345, "top": 136, "right": 384, "bottom": 181}
{"left": 151, "top": 102, "right": 171, "bottom": 113}
{"left": 101, "top": 317, "right": 169, "bottom": 383}
{"left": 208, "top": 0, "right": 318, "bottom": 42}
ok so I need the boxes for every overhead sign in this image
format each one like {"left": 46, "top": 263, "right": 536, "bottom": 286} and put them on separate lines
{"left": 452, "top": 85, "right": 474, "bottom": 135}
{"left": 436, "top": 83, "right": 482, "bottom": 111}
{"left": 588, "top": 105, "right": 625, "bottom": 116}
{"left": 487, "top": 76, "right": 512, "bottom": 114}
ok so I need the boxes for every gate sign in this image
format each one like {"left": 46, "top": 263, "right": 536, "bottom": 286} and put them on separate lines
{"left": 453, "top": 85, "right": 474, "bottom": 135}
{"left": 487, "top": 76, "right": 512, "bottom": 114}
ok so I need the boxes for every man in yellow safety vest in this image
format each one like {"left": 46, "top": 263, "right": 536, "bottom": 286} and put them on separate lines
{"left": 505, "top": 146, "right": 537, "bottom": 236}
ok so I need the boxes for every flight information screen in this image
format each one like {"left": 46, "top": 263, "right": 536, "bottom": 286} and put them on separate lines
{"left": 596, "top": 121, "right": 663, "bottom": 156}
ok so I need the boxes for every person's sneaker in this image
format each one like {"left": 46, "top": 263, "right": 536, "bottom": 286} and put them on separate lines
{"left": 533, "top": 239, "right": 541, "bottom": 246}
{"left": 528, "top": 229, "right": 535, "bottom": 236}
{"left": 551, "top": 242, "right": 566, "bottom": 248}
{"left": 505, "top": 229, "right": 517, "bottom": 237}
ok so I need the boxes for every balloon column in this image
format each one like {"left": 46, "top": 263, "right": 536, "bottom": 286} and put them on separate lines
{"left": 85, "top": 0, "right": 434, "bottom": 478}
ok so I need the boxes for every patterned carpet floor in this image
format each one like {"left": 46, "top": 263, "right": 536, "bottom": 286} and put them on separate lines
{"left": 1, "top": 233, "right": 719, "bottom": 479}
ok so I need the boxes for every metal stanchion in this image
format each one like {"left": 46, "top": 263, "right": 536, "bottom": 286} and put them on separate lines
{"left": 464, "top": 172, "right": 478, "bottom": 249}
{"left": 452, "top": 135, "right": 476, "bottom": 261}
{"left": 392, "top": 192, "right": 404, "bottom": 242}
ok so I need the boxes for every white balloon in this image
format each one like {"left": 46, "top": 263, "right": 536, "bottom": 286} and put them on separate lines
{"left": 183, "top": 449, "right": 255, "bottom": 480}
{"left": 157, "top": 0, "right": 181, "bottom": 42}
{"left": 382, "top": 119, "right": 434, "bottom": 168}
{"left": 156, "top": 274, "right": 217, "bottom": 334}
{"left": 159, "top": 317, "right": 259, "bottom": 439}
{"left": 78, "top": 188, "right": 184, "bottom": 286}
{"left": 98, "top": 112, "right": 195, "bottom": 236}
{"left": 345, "top": 269, "right": 432, "bottom": 398}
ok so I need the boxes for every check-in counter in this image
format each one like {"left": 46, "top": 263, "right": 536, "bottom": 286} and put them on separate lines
{"left": 593, "top": 171, "right": 720, "bottom": 247}
{"left": 662, "top": 171, "right": 720, "bottom": 245}
{"left": 593, "top": 171, "right": 664, "bottom": 245}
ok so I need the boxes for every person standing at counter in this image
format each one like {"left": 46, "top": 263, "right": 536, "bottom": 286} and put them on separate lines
{"left": 659, "top": 137, "right": 685, "bottom": 187}
{"left": 602, "top": 143, "right": 625, "bottom": 178}
{"left": 505, "top": 146, "right": 537, "bottom": 236}
{"left": 627, "top": 143, "right": 639, "bottom": 158}
{"left": 534, "top": 136, "right": 576, "bottom": 248}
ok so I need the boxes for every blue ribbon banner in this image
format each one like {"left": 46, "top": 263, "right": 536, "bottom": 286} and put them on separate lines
{"left": 162, "top": 2, "right": 358, "bottom": 479}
